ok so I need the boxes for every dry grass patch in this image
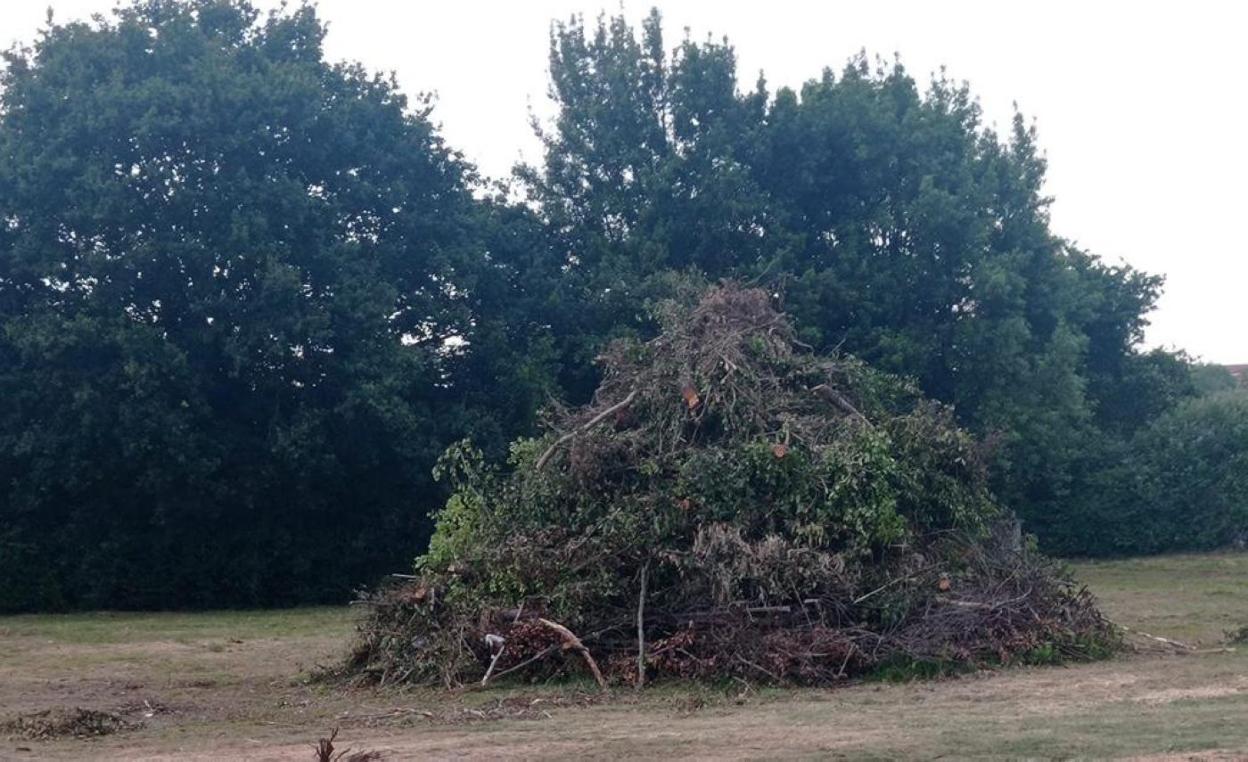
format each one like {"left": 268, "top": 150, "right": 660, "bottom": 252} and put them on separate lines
{"left": 0, "top": 553, "right": 1246, "bottom": 759}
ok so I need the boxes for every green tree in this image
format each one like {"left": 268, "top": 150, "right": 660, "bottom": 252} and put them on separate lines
{"left": 520, "top": 11, "right": 1178, "bottom": 547}
{"left": 1062, "top": 391, "right": 1248, "bottom": 555}
{"left": 0, "top": 0, "right": 543, "bottom": 610}
{"left": 1132, "top": 391, "right": 1248, "bottom": 551}
{"left": 1190, "top": 363, "right": 1239, "bottom": 396}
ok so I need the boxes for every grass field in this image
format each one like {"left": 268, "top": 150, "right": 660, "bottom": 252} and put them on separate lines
{"left": 2, "top": 553, "right": 1247, "bottom": 760}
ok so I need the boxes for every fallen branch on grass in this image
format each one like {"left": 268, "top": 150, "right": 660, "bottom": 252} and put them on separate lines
{"left": 313, "top": 727, "right": 382, "bottom": 762}
{"left": 539, "top": 618, "right": 608, "bottom": 690}
{"left": 1117, "top": 624, "right": 1195, "bottom": 652}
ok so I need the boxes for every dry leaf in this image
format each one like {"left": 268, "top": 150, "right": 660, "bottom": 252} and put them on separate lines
{"left": 681, "top": 385, "right": 700, "bottom": 409}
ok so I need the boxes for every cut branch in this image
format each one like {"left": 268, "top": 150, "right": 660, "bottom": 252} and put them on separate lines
{"left": 480, "top": 644, "right": 506, "bottom": 686}
{"left": 475, "top": 644, "right": 559, "bottom": 687}
{"left": 811, "top": 384, "right": 872, "bottom": 427}
{"left": 538, "top": 618, "right": 609, "bottom": 690}
{"left": 637, "top": 561, "right": 649, "bottom": 689}
{"left": 535, "top": 390, "right": 637, "bottom": 470}
{"left": 1117, "top": 624, "right": 1195, "bottom": 652}
{"left": 852, "top": 565, "right": 937, "bottom": 605}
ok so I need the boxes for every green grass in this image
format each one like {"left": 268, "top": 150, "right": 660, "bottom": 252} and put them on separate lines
{"left": 0, "top": 606, "right": 354, "bottom": 645}
{"left": 1071, "top": 550, "right": 1248, "bottom": 645}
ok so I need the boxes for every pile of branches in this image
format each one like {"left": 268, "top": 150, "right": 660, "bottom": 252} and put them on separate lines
{"left": 345, "top": 285, "right": 1117, "bottom": 688}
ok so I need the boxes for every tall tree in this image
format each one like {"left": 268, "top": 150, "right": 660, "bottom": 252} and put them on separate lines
{"left": 0, "top": 0, "right": 542, "bottom": 609}
{"left": 521, "top": 11, "right": 1185, "bottom": 547}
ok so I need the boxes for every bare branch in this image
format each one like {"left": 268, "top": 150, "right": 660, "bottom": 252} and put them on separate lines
{"left": 636, "top": 561, "right": 649, "bottom": 689}
{"left": 535, "top": 390, "right": 637, "bottom": 471}
{"left": 538, "top": 618, "right": 609, "bottom": 690}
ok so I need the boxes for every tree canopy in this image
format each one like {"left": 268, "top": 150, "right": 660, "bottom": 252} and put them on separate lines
{"left": 0, "top": 0, "right": 549, "bottom": 609}
{"left": 0, "top": 3, "right": 1236, "bottom": 611}
{"left": 518, "top": 12, "right": 1198, "bottom": 550}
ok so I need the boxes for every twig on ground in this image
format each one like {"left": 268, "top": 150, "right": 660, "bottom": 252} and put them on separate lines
{"left": 1118, "top": 624, "right": 1195, "bottom": 651}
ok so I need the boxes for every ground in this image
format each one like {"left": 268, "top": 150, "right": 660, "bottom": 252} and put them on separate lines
{"left": 2, "top": 553, "right": 1247, "bottom": 760}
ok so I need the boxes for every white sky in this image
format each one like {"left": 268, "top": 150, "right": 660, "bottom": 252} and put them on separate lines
{"left": 3, "top": 1, "right": 1244, "bottom": 362}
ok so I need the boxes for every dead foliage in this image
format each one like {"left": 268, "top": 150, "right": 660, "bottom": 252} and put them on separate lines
{"left": 343, "top": 285, "right": 1118, "bottom": 688}
{"left": 1, "top": 707, "right": 135, "bottom": 740}
{"left": 313, "top": 727, "right": 383, "bottom": 761}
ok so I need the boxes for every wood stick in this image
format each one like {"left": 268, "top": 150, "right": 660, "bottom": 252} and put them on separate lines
{"left": 472, "top": 623, "right": 621, "bottom": 691}
{"left": 835, "top": 642, "right": 856, "bottom": 679}
{"left": 480, "top": 645, "right": 506, "bottom": 686}
{"left": 475, "top": 645, "right": 560, "bottom": 688}
{"left": 535, "top": 390, "right": 637, "bottom": 470}
{"left": 736, "top": 655, "right": 781, "bottom": 682}
{"left": 1118, "top": 624, "right": 1195, "bottom": 651}
{"left": 852, "top": 565, "right": 938, "bottom": 605}
{"left": 637, "top": 561, "right": 649, "bottom": 689}
{"left": 538, "top": 618, "right": 609, "bottom": 690}
{"left": 811, "top": 384, "right": 872, "bottom": 426}
{"left": 934, "top": 597, "right": 995, "bottom": 610}
{"left": 745, "top": 605, "right": 791, "bottom": 614}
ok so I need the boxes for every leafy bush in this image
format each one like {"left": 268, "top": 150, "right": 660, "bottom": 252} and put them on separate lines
{"left": 1125, "top": 392, "right": 1248, "bottom": 553}
{"left": 1048, "top": 391, "right": 1248, "bottom": 556}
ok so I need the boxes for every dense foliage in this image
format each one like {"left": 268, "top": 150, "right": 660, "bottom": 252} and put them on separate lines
{"left": 0, "top": 2, "right": 1239, "bottom": 611}
{"left": 1050, "top": 390, "right": 1248, "bottom": 555}
{"left": 516, "top": 12, "right": 1220, "bottom": 555}
{"left": 348, "top": 287, "right": 1114, "bottom": 687}
{"left": 0, "top": 1, "right": 551, "bottom": 610}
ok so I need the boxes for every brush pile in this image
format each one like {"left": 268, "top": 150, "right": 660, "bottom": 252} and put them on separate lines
{"left": 346, "top": 285, "right": 1116, "bottom": 687}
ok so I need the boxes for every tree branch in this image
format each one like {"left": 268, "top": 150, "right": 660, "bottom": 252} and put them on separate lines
{"left": 535, "top": 390, "right": 637, "bottom": 470}
{"left": 538, "top": 618, "right": 609, "bottom": 690}
{"left": 811, "top": 384, "right": 871, "bottom": 426}
{"left": 636, "top": 560, "right": 649, "bottom": 689}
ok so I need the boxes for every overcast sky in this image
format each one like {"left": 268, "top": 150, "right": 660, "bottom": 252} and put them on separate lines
{"left": 3, "top": 1, "right": 1244, "bottom": 362}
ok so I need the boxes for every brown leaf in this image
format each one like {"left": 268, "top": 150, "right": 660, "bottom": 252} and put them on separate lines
{"left": 681, "top": 385, "right": 701, "bottom": 410}
{"left": 399, "top": 586, "right": 429, "bottom": 605}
